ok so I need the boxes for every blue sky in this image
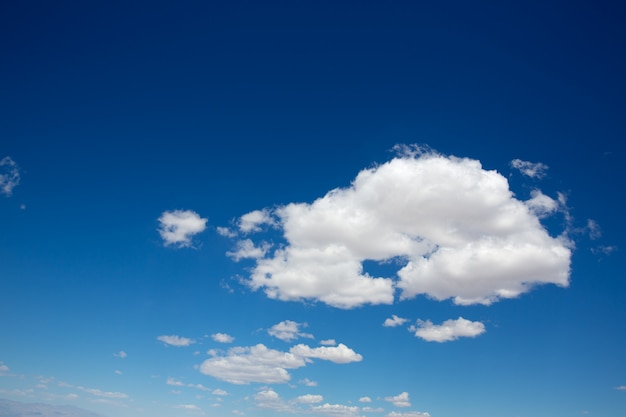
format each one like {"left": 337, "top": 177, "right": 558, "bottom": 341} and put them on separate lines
{"left": 1, "top": 1, "right": 625, "bottom": 417}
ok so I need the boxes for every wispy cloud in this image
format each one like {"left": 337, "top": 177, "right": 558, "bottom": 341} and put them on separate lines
{"left": 235, "top": 149, "right": 571, "bottom": 308}
{"left": 157, "top": 335, "right": 195, "bottom": 347}
{"left": 0, "top": 157, "right": 20, "bottom": 196}
{"left": 510, "top": 159, "right": 549, "bottom": 179}
{"left": 158, "top": 210, "right": 207, "bottom": 248}
{"left": 409, "top": 317, "right": 485, "bottom": 342}
{"left": 113, "top": 350, "right": 127, "bottom": 359}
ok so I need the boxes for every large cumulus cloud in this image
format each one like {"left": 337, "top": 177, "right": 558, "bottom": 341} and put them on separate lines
{"left": 228, "top": 149, "right": 571, "bottom": 308}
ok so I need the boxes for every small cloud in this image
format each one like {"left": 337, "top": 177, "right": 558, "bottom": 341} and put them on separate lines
{"left": 386, "top": 412, "right": 431, "bottom": 417}
{"left": 268, "top": 320, "right": 314, "bottom": 342}
{"left": 385, "top": 392, "right": 410, "bottom": 407}
{"left": 77, "top": 386, "right": 129, "bottom": 399}
{"left": 300, "top": 378, "right": 317, "bottom": 387}
{"left": 320, "top": 339, "right": 337, "bottom": 346}
{"left": 212, "top": 388, "right": 228, "bottom": 396}
{"left": 114, "top": 370, "right": 122, "bottom": 375}
{"left": 173, "top": 404, "right": 202, "bottom": 411}
{"left": 363, "top": 407, "right": 385, "bottom": 412}
{"left": 239, "top": 209, "right": 275, "bottom": 233}
{"left": 510, "top": 159, "right": 549, "bottom": 179}
{"left": 167, "top": 377, "right": 185, "bottom": 386}
{"left": 0, "top": 361, "right": 9, "bottom": 374}
{"left": 592, "top": 245, "right": 617, "bottom": 256}
{"left": 409, "top": 317, "right": 485, "bottom": 342}
{"left": 212, "top": 333, "right": 235, "bottom": 343}
{"left": 227, "top": 239, "right": 270, "bottom": 261}
{"left": 359, "top": 397, "right": 372, "bottom": 403}
{"left": 217, "top": 227, "right": 237, "bottom": 238}
{"left": 586, "top": 219, "right": 602, "bottom": 240}
{"left": 383, "top": 315, "right": 409, "bottom": 327}
{"left": 113, "top": 351, "right": 127, "bottom": 359}
{"left": 295, "top": 394, "right": 324, "bottom": 404}
{"left": 158, "top": 335, "right": 195, "bottom": 347}
{"left": 615, "top": 385, "right": 626, "bottom": 390}
{"left": 158, "top": 210, "right": 207, "bottom": 248}
{"left": 311, "top": 403, "right": 360, "bottom": 416}
{"left": 0, "top": 156, "right": 20, "bottom": 196}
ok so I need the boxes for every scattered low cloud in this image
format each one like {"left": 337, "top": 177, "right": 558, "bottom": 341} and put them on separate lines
{"left": 158, "top": 210, "right": 208, "bottom": 248}
{"left": 385, "top": 392, "right": 410, "bottom": 407}
{"left": 227, "top": 239, "right": 270, "bottom": 261}
{"left": 235, "top": 149, "right": 571, "bottom": 308}
{"left": 383, "top": 315, "right": 408, "bottom": 327}
{"left": 212, "top": 333, "right": 235, "bottom": 343}
{"left": 363, "top": 406, "right": 385, "bottom": 412}
{"left": 295, "top": 394, "right": 324, "bottom": 404}
{"left": 113, "top": 351, "right": 127, "bottom": 359}
{"left": 212, "top": 388, "right": 228, "bottom": 396}
{"left": 300, "top": 378, "right": 317, "bottom": 387}
{"left": 158, "top": 335, "right": 195, "bottom": 347}
{"left": 268, "top": 320, "right": 314, "bottom": 342}
{"left": 387, "top": 412, "right": 431, "bottom": 417}
{"left": 409, "top": 317, "right": 486, "bottom": 342}
{"left": 239, "top": 209, "right": 275, "bottom": 233}
{"left": 311, "top": 403, "right": 361, "bottom": 417}
{"left": 114, "top": 370, "right": 122, "bottom": 375}
{"left": 614, "top": 385, "right": 626, "bottom": 390}
{"left": 167, "top": 377, "right": 185, "bottom": 386}
{"left": 76, "top": 386, "right": 128, "bottom": 399}
{"left": 510, "top": 159, "right": 549, "bottom": 179}
{"left": 0, "top": 157, "right": 20, "bottom": 196}
{"left": 217, "top": 227, "right": 237, "bottom": 238}
{"left": 199, "top": 342, "right": 362, "bottom": 384}
{"left": 320, "top": 339, "right": 337, "bottom": 346}
{"left": 290, "top": 344, "right": 363, "bottom": 364}
{"left": 359, "top": 397, "right": 372, "bottom": 403}
{"left": 253, "top": 389, "right": 293, "bottom": 412}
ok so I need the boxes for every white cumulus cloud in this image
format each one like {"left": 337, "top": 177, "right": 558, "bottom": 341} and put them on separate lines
{"left": 296, "top": 394, "right": 324, "bottom": 404}
{"left": 157, "top": 335, "right": 195, "bottom": 347}
{"left": 410, "top": 317, "right": 486, "bottom": 342}
{"left": 0, "top": 157, "right": 20, "bottom": 196}
{"left": 385, "top": 392, "right": 410, "bottom": 407}
{"left": 239, "top": 209, "right": 275, "bottom": 233}
{"left": 199, "top": 342, "right": 362, "bottom": 384}
{"left": 212, "top": 333, "right": 235, "bottom": 343}
{"left": 268, "top": 320, "right": 313, "bottom": 342}
{"left": 290, "top": 343, "right": 363, "bottom": 364}
{"left": 510, "top": 159, "right": 549, "bottom": 178}
{"left": 359, "top": 397, "right": 372, "bottom": 403}
{"left": 158, "top": 210, "right": 207, "bottom": 247}
{"left": 383, "top": 315, "right": 409, "bottom": 327}
{"left": 235, "top": 149, "right": 570, "bottom": 308}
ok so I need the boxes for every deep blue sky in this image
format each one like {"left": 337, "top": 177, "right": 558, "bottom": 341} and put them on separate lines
{"left": 1, "top": 2, "right": 625, "bottom": 417}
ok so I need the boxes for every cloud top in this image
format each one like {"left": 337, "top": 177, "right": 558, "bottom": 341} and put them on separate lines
{"left": 158, "top": 210, "right": 207, "bottom": 247}
{"left": 232, "top": 150, "right": 570, "bottom": 308}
